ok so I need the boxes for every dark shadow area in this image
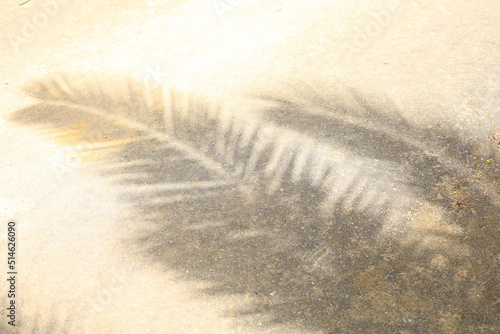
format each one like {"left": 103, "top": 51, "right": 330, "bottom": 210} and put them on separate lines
{"left": 9, "top": 75, "right": 499, "bottom": 333}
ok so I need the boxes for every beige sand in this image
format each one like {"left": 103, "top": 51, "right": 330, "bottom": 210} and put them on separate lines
{"left": 1, "top": 1, "right": 499, "bottom": 333}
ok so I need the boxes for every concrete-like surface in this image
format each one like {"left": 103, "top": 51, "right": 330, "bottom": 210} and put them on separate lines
{"left": 1, "top": 0, "right": 499, "bottom": 333}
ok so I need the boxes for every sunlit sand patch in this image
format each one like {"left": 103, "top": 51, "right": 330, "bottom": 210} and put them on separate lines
{"left": 0, "top": 198, "right": 34, "bottom": 218}
{"left": 401, "top": 203, "right": 469, "bottom": 254}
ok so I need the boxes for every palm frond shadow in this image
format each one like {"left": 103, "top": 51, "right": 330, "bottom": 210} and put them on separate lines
{"left": 10, "top": 74, "right": 499, "bottom": 332}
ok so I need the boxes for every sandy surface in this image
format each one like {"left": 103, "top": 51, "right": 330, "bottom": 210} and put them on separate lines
{"left": 1, "top": 0, "right": 499, "bottom": 333}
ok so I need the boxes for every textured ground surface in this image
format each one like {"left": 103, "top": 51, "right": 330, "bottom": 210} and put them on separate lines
{"left": 1, "top": 0, "right": 499, "bottom": 333}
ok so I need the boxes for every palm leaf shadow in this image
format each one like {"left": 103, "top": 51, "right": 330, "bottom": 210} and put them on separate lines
{"left": 9, "top": 74, "right": 499, "bottom": 332}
